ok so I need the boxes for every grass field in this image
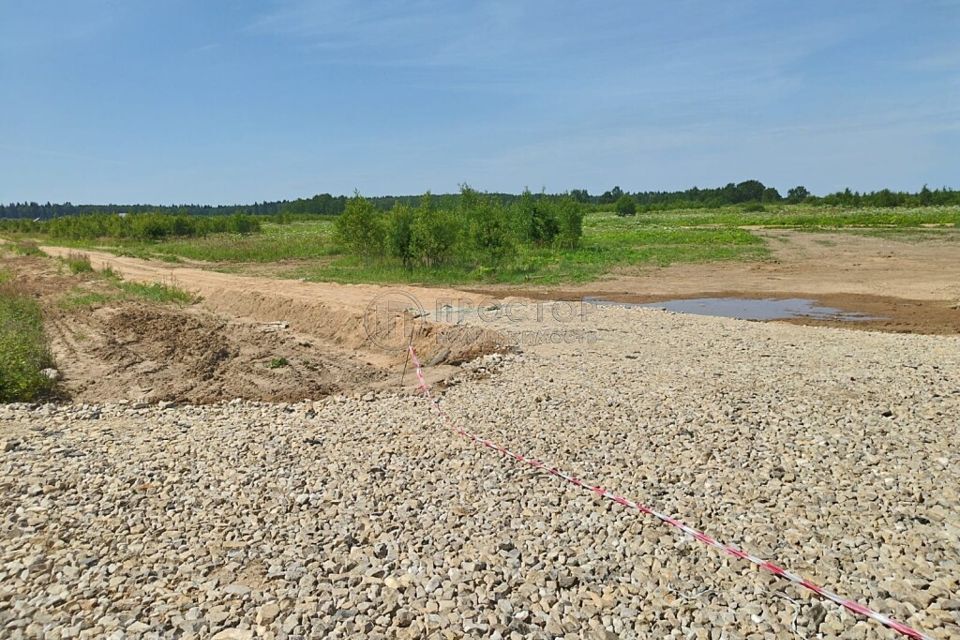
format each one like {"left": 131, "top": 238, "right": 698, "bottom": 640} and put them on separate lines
{"left": 811, "top": 227, "right": 960, "bottom": 243}
{"left": 4, "top": 204, "right": 959, "bottom": 285}
{"left": 623, "top": 204, "right": 960, "bottom": 228}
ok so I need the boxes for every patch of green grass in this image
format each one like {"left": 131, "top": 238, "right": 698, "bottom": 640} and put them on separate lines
{"left": 288, "top": 226, "right": 767, "bottom": 285}
{"left": 0, "top": 285, "right": 56, "bottom": 402}
{"left": 813, "top": 227, "right": 960, "bottom": 243}
{"left": 59, "top": 288, "right": 117, "bottom": 310}
{"left": 148, "top": 220, "right": 340, "bottom": 262}
{"left": 99, "top": 266, "right": 195, "bottom": 305}
{"left": 9, "top": 240, "right": 45, "bottom": 257}
{"left": 38, "top": 220, "right": 339, "bottom": 264}
{"left": 115, "top": 281, "right": 198, "bottom": 305}
{"left": 624, "top": 205, "right": 960, "bottom": 228}
{"left": 63, "top": 252, "right": 94, "bottom": 274}
{"left": 99, "top": 267, "right": 121, "bottom": 281}
{"left": 59, "top": 267, "right": 198, "bottom": 309}
{"left": 268, "top": 357, "right": 289, "bottom": 369}
{"left": 0, "top": 269, "right": 10, "bottom": 284}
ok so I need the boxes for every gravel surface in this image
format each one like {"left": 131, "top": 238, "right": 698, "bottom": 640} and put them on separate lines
{"left": 1, "top": 305, "right": 958, "bottom": 639}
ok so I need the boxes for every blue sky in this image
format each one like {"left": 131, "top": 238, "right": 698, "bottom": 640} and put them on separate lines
{"left": 1, "top": 0, "right": 958, "bottom": 204}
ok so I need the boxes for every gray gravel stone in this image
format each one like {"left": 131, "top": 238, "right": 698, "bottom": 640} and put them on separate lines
{"left": 0, "top": 306, "right": 957, "bottom": 638}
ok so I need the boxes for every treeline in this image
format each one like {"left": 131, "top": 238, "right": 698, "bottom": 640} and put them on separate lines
{"left": 3, "top": 182, "right": 958, "bottom": 221}
{"left": 589, "top": 182, "right": 960, "bottom": 210}
{"left": 0, "top": 212, "right": 261, "bottom": 240}
{"left": 334, "top": 187, "right": 583, "bottom": 268}
{"left": 0, "top": 191, "right": 567, "bottom": 221}
{"left": 0, "top": 191, "right": 527, "bottom": 220}
{"left": 0, "top": 199, "right": 338, "bottom": 221}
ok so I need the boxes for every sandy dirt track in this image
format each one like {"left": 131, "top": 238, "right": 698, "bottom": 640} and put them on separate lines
{"left": 6, "top": 249, "right": 506, "bottom": 404}
{"left": 38, "top": 246, "right": 510, "bottom": 372}
{"left": 39, "top": 246, "right": 492, "bottom": 317}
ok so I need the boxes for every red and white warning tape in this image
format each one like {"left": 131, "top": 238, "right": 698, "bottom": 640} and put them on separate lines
{"left": 408, "top": 346, "right": 934, "bottom": 640}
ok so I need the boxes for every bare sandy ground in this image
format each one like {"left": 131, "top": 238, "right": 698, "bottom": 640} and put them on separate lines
{"left": 471, "top": 230, "right": 960, "bottom": 334}
{"left": 38, "top": 246, "right": 491, "bottom": 316}
{"left": 39, "top": 246, "right": 509, "bottom": 359}
{"left": 530, "top": 230, "right": 960, "bottom": 300}
{"left": 13, "top": 249, "right": 508, "bottom": 403}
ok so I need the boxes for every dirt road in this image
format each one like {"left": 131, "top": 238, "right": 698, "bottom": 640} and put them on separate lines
{"left": 13, "top": 248, "right": 508, "bottom": 404}
{"left": 40, "top": 246, "right": 492, "bottom": 316}
{"left": 39, "top": 245, "right": 508, "bottom": 364}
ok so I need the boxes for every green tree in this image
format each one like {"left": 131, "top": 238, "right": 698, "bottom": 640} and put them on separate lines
{"left": 874, "top": 189, "right": 899, "bottom": 208}
{"left": 761, "top": 187, "right": 782, "bottom": 202}
{"left": 512, "top": 189, "right": 559, "bottom": 246}
{"left": 459, "top": 185, "right": 513, "bottom": 264}
{"left": 786, "top": 186, "right": 810, "bottom": 204}
{"left": 334, "top": 193, "right": 384, "bottom": 258}
{"left": 615, "top": 195, "right": 636, "bottom": 217}
{"left": 384, "top": 204, "right": 415, "bottom": 266}
{"left": 600, "top": 186, "right": 624, "bottom": 204}
{"left": 410, "top": 205, "right": 458, "bottom": 267}
{"left": 555, "top": 197, "right": 584, "bottom": 248}
{"left": 734, "top": 180, "right": 766, "bottom": 203}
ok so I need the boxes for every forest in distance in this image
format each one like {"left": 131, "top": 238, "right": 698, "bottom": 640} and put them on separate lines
{"left": 3, "top": 180, "right": 960, "bottom": 220}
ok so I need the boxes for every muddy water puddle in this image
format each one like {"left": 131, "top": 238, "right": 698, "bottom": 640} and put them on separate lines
{"left": 585, "top": 297, "right": 882, "bottom": 322}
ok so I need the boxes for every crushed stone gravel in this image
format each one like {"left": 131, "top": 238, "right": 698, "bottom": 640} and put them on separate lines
{"left": 1, "top": 305, "right": 958, "bottom": 639}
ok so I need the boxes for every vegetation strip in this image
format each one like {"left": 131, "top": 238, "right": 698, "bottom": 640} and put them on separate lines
{"left": 2, "top": 189, "right": 958, "bottom": 286}
{"left": 0, "top": 283, "right": 55, "bottom": 402}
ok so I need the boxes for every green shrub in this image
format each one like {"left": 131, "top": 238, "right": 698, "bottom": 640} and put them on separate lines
{"left": 334, "top": 194, "right": 385, "bottom": 258}
{"left": 460, "top": 186, "right": 514, "bottom": 263}
{"left": 0, "top": 286, "right": 56, "bottom": 402}
{"left": 384, "top": 204, "right": 415, "bottom": 266}
{"left": 116, "top": 281, "right": 197, "bottom": 305}
{"left": 268, "top": 357, "right": 289, "bottom": 369}
{"left": 512, "top": 189, "right": 560, "bottom": 246}
{"left": 742, "top": 202, "right": 766, "bottom": 213}
{"left": 331, "top": 187, "right": 585, "bottom": 271}
{"left": 65, "top": 252, "right": 93, "bottom": 273}
{"left": 10, "top": 241, "right": 45, "bottom": 257}
{"left": 410, "top": 205, "right": 458, "bottom": 267}
{"left": 615, "top": 195, "right": 637, "bottom": 217}
{"left": 44, "top": 212, "right": 261, "bottom": 241}
{"left": 555, "top": 197, "right": 584, "bottom": 248}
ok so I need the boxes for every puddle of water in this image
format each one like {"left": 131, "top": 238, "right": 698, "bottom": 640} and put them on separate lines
{"left": 585, "top": 297, "right": 880, "bottom": 322}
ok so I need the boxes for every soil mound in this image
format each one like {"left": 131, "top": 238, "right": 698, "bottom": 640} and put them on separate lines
{"left": 50, "top": 305, "right": 388, "bottom": 403}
